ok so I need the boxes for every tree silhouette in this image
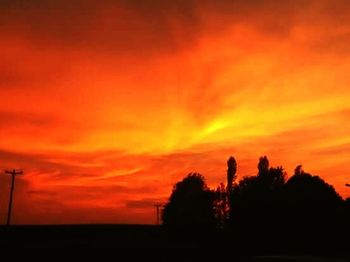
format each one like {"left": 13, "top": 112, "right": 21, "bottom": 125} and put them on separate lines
{"left": 257, "top": 155, "right": 269, "bottom": 177}
{"left": 162, "top": 155, "right": 350, "bottom": 254}
{"left": 281, "top": 166, "right": 346, "bottom": 246}
{"left": 227, "top": 156, "right": 237, "bottom": 194}
{"left": 231, "top": 156, "right": 286, "bottom": 201}
{"left": 213, "top": 156, "right": 238, "bottom": 227}
{"left": 265, "top": 166, "right": 286, "bottom": 188}
{"left": 214, "top": 182, "right": 232, "bottom": 228}
{"left": 294, "top": 164, "right": 304, "bottom": 176}
{"left": 162, "top": 173, "right": 216, "bottom": 229}
{"left": 284, "top": 168, "right": 343, "bottom": 217}
{"left": 229, "top": 156, "right": 286, "bottom": 234}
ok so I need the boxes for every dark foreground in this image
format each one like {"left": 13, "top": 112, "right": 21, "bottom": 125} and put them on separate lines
{"left": 0, "top": 225, "right": 348, "bottom": 261}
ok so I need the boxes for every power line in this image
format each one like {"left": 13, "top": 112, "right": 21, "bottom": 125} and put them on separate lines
{"left": 5, "top": 169, "right": 23, "bottom": 226}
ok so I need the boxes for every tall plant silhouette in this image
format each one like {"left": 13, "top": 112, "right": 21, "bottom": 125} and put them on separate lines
{"left": 227, "top": 156, "right": 237, "bottom": 194}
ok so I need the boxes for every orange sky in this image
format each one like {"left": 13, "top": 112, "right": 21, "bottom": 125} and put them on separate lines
{"left": 0, "top": 0, "right": 350, "bottom": 224}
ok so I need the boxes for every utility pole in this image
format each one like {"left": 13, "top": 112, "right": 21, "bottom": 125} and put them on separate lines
{"left": 154, "top": 203, "right": 164, "bottom": 225}
{"left": 5, "top": 169, "right": 23, "bottom": 226}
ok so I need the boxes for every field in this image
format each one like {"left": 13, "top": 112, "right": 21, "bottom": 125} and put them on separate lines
{"left": 0, "top": 224, "right": 348, "bottom": 261}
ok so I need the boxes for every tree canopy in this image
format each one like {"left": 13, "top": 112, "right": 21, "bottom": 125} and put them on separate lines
{"left": 162, "top": 173, "right": 216, "bottom": 229}
{"left": 163, "top": 156, "right": 349, "bottom": 238}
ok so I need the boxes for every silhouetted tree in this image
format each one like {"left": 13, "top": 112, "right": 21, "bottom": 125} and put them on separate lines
{"left": 229, "top": 156, "right": 286, "bottom": 233}
{"left": 234, "top": 156, "right": 286, "bottom": 193}
{"left": 214, "top": 156, "right": 237, "bottom": 227}
{"left": 265, "top": 166, "right": 286, "bottom": 188}
{"left": 162, "top": 155, "right": 349, "bottom": 252}
{"left": 162, "top": 173, "right": 216, "bottom": 230}
{"left": 257, "top": 156, "right": 269, "bottom": 177}
{"left": 294, "top": 164, "right": 304, "bottom": 176}
{"left": 227, "top": 156, "right": 237, "bottom": 194}
{"left": 284, "top": 169, "right": 343, "bottom": 217}
{"left": 214, "top": 182, "right": 228, "bottom": 228}
{"left": 282, "top": 167, "right": 346, "bottom": 244}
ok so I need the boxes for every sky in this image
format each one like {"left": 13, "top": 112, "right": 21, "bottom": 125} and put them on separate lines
{"left": 0, "top": 0, "right": 350, "bottom": 224}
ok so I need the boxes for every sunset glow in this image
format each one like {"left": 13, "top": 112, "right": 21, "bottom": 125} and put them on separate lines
{"left": 0, "top": 0, "right": 350, "bottom": 224}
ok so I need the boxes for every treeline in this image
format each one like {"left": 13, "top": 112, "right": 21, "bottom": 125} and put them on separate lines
{"left": 161, "top": 156, "right": 350, "bottom": 252}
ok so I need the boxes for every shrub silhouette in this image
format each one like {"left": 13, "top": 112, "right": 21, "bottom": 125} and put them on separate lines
{"left": 162, "top": 173, "right": 216, "bottom": 229}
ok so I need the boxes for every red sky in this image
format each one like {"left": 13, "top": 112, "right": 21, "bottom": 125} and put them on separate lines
{"left": 0, "top": 0, "right": 350, "bottom": 224}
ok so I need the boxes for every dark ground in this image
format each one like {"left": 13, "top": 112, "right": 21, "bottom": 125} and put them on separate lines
{"left": 0, "top": 225, "right": 348, "bottom": 261}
